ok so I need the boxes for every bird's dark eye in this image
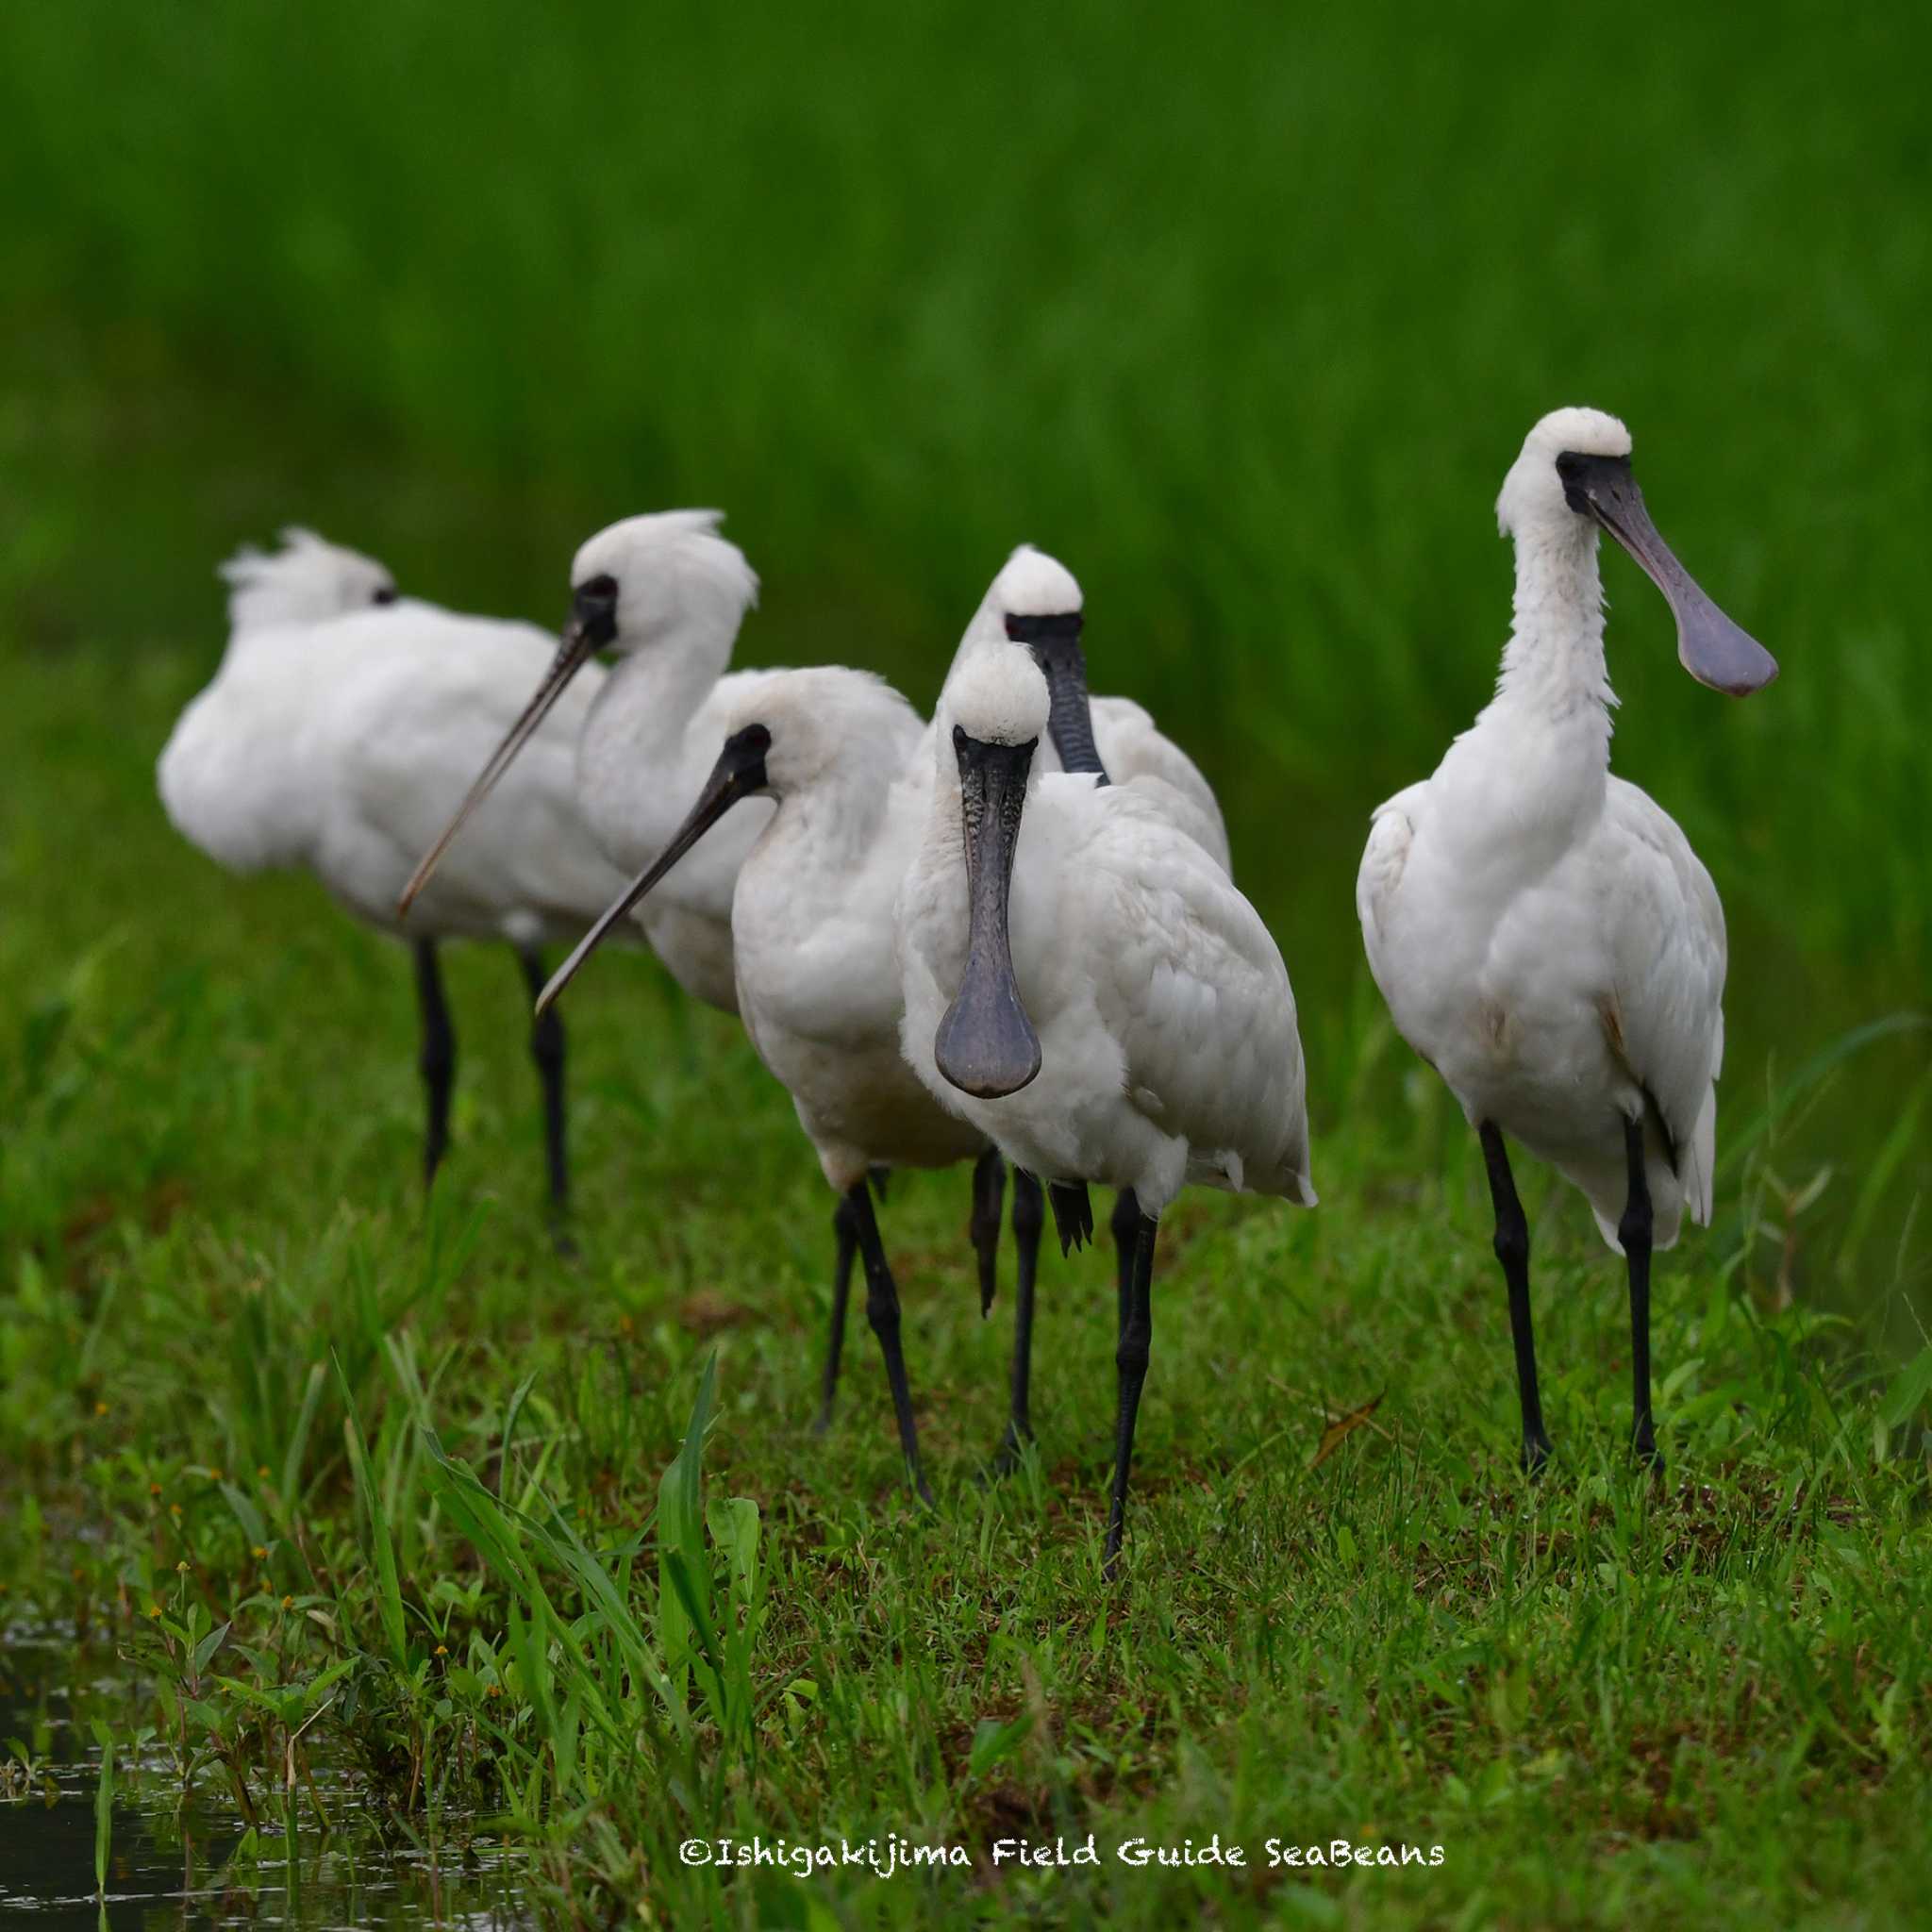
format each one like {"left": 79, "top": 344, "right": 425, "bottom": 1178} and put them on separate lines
{"left": 371, "top": 584, "right": 398, "bottom": 606}
{"left": 580, "top": 573, "right": 617, "bottom": 601}
{"left": 1005, "top": 611, "right": 1082, "bottom": 643}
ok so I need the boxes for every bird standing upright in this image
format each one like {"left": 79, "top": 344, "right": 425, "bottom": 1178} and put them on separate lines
{"left": 898, "top": 644, "right": 1316, "bottom": 1574}
{"left": 399, "top": 516, "right": 1011, "bottom": 1441}
{"left": 929, "top": 545, "right": 1236, "bottom": 1468}
{"left": 1356, "top": 407, "right": 1777, "bottom": 1472}
{"left": 158, "top": 530, "right": 631, "bottom": 1216}
{"left": 536, "top": 667, "right": 999, "bottom": 1504}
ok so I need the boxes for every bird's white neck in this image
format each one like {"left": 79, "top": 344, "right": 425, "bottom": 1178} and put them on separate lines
{"left": 1426, "top": 519, "right": 1616, "bottom": 860}
{"left": 793, "top": 738, "right": 908, "bottom": 860}
{"left": 1490, "top": 519, "right": 1618, "bottom": 741}
{"left": 923, "top": 745, "right": 966, "bottom": 845}
{"left": 575, "top": 618, "right": 735, "bottom": 844}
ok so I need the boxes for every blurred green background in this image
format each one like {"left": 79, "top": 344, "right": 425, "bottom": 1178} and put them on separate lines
{"left": 2, "top": 1, "right": 1926, "bottom": 1314}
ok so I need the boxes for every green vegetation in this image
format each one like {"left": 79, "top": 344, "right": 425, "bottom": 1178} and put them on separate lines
{"left": 2, "top": 1, "right": 1928, "bottom": 1924}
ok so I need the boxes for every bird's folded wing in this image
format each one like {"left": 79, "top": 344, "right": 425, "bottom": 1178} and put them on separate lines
{"left": 1091, "top": 695, "right": 1233, "bottom": 873}
{"left": 1355, "top": 785, "right": 1423, "bottom": 996}
{"left": 1078, "top": 791, "right": 1307, "bottom": 1180}
{"left": 335, "top": 621, "right": 627, "bottom": 925}
{"left": 1599, "top": 779, "right": 1728, "bottom": 1182}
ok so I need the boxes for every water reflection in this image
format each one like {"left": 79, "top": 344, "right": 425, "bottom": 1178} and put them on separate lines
{"left": 0, "top": 1638, "right": 535, "bottom": 1930}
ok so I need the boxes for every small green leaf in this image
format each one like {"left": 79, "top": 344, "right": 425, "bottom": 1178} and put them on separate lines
{"left": 192, "top": 1620, "right": 231, "bottom": 1677}
{"left": 967, "top": 1711, "right": 1034, "bottom": 1777}
{"left": 1879, "top": 1347, "right": 1932, "bottom": 1430}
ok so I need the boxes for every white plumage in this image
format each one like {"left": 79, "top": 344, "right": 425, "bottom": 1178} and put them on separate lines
{"left": 1357, "top": 406, "right": 1774, "bottom": 1470}
{"left": 160, "top": 531, "right": 624, "bottom": 944}
{"left": 158, "top": 528, "right": 632, "bottom": 1211}
{"left": 406, "top": 514, "right": 1058, "bottom": 1470}
{"left": 942, "top": 544, "right": 1232, "bottom": 870}
{"left": 896, "top": 642, "right": 1313, "bottom": 1569}
{"left": 540, "top": 666, "right": 999, "bottom": 1503}
{"left": 401, "top": 510, "right": 771, "bottom": 1014}
{"left": 709, "top": 671, "right": 987, "bottom": 1191}
{"left": 900, "top": 647, "right": 1311, "bottom": 1216}
{"left": 1361, "top": 774, "right": 1724, "bottom": 1247}
{"left": 563, "top": 511, "right": 774, "bottom": 1012}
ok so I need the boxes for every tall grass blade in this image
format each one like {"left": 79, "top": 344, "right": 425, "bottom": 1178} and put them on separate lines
{"left": 1837, "top": 1068, "right": 1932, "bottom": 1284}
{"left": 331, "top": 1349, "right": 408, "bottom": 1668}
{"left": 1720, "top": 1013, "right": 1929, "bottom": 1177}
{"left": 91, "top": 1723, "right": 113, "bottom": 1901}
{"left": 658, "top": 1354, "right": 718, "bottom": 1704}
{"left": 280, "top": 1360, "right": 327, "bottom": 1507}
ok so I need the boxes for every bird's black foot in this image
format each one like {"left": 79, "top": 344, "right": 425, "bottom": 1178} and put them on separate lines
{"left": 1047, "top": 1181, "right": 1094, "bottom": 1256}
{"left": 1521, "top": 1428, "right": 1554, "bottom": 1476}
{"left": 1632, "top": 1425, "right": 1663, "bottom": 1476}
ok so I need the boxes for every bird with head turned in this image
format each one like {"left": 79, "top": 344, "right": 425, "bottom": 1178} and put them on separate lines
{"left": 562, "top": 509, "right": 760, "bottom": 659}
{"left": 534, "top": 660, "right": 999, "bottom": 1508}
{"left": 159, "top": 523, "right": 627, "bottom": 1229}
{"left": 219, "top": 527, "right": 397, "bottom": 632}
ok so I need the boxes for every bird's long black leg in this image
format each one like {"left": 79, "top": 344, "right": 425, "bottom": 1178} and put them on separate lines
{"left": 990, "top": 1171, "right": 1045, "bottom": 1474}
{"left": 1619, "top": 1115, "right": 1661, "bottom": 1473}
{"left": 1110, "top": 1189, "right": 1141, "bottom": 1341}
{"left": 414, "top": 940, "right": 456, "bottom": 1189}
{"left": 844, "top": 1178, "right": 933, "bottom": 1506}
{"left": 1479, "top": 1121, "right": 1552, "bottom": 1473}
{"left": 517, "top": 947, "right": 570, "bottom": 1221}
{"left": 814, "top": 1192, "right": 860, "bottom": 1435}
{"left": 1103, "top": 1209, "right": 1158, "bottom": 1580}
{"left": 970, "top": 1147, "right": 1006, "bottom": 1318}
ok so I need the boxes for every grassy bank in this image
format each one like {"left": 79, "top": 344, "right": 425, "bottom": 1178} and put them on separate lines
{"left": 4, "top": 629, "right": 1931, "bottom": 1924}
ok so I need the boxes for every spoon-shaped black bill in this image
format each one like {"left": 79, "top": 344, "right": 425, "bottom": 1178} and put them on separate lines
{"left": 1006, "top": 612, "right": 1109, "bottom": 781}
{"left": 534, "top": 724, "right": 771, "bottom": 1018}
{"left": 1557, "top": 451, "right": 1778, "bottom": 697}
{"left": 935, "top": 729, "right": 1041, "bottom": 1100}
{"left": 397, "top": 617, "right": 603, "bottom": 918}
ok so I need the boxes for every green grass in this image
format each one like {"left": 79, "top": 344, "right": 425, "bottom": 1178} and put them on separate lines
{"left": 4, "top": 623, "right": 1931, "bottom": 1924}
{"left": 1, "top": 0, "right": 1929, "bottom": 985}
{"left": 4, "top": 2, "right": 1932, "bottom": 1924}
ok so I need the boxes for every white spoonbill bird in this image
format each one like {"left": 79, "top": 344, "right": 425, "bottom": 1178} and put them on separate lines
{"left": 400, "top": 510, "right": 769, "bottom": 1014}
{"left": 897, "top": 645, "right": 1316, "bottom": 1574}
{"left": 928, "top": 546, "right": 1238, "bottom": 1466}
{"left": 398, "top": 513, "right": 1008, "bottom": 1434}
{"left": 1356, "top": 407, "right": 1777, "bottom": 1473}
{"left": 537, "top": 667, "right": 998, "bottom": 1504}
{"left": 158, "top": 529, "right": 631, "bottom": 1211}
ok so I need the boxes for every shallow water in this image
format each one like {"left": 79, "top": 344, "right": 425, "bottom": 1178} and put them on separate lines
{"left": 0, "top": 1637, "right": 536, "bottom": 1931}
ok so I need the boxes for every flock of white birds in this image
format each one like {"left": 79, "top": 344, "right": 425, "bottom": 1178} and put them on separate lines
{"left": 158, "top": 405, "right": 1776, "bottom": 1572}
